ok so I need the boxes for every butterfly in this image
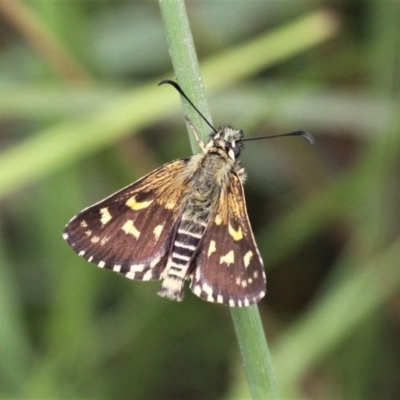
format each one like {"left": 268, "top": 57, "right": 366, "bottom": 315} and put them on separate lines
{"left": 63, "top": 80, "right": 312, "bottom": 307}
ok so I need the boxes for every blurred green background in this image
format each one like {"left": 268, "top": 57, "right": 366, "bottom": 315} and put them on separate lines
{"left": 0, "top": 1, "right": 399, "bottom": 399}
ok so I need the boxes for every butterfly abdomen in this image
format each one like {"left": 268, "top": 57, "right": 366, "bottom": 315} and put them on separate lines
{"left": 158, "top": 216, "right": 208, "bottom": 301}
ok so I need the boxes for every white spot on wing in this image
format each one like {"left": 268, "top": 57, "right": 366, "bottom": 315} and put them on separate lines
{"left": 193, "top": 285, "right": 202, "bottom": 296}
{"left": 220, "top": 250, "right": 234, "bottom": 266}
{"left": 150, "top": 255, "right": 162, "bottom": 268}
{"left": 122, "top": 220, "right": 140, "bottom": 239}
{"left": 130, "top": 264, "right": 146, "bottom": 273}
{"left": 91, "top": 236, "right": 100, "bottom": 243}
{"left": 98, "top": 261, "right": 105, "bottom": 268}
{"left": 100, "top": 207, "right": 112, "bottom": 225}
{"left": 207, "top": 240, "right": 216, "bottom": 257}
{"left": 113, "top": 264, "right": 122, "bottom": 272}
{"left": 126, "top": 271, "right": 135, "bottom": 279}
{"left": 100, "top": 236, "right": 110, "bottom": 246}
{"left": 202, "top": 282, "right": 213, "bottom": 296}
{"left": 142, "top": 270, "right": 153, "bottom": 281}
{"left": 243, "top": 250, "right": 253, "bottom": 268}
{"left": 153, "top": 224, "right": 164, "bottom": 241}
{"left": 195, "top": 267, "right": 201, "bottom": 281}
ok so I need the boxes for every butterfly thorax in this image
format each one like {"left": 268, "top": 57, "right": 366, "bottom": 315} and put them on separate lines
{"left": 158, "top": 126, "right": 247, "bottom": 301}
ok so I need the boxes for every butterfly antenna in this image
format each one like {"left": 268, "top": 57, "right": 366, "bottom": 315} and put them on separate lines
{"left": 159, "top": 80, "right": 314, "bottom": 144}
{"left": 159, "top": 79, "right": 217, "bottom": 134}
{"left": 240, "top": 130, "right": 315, "bottom": 144}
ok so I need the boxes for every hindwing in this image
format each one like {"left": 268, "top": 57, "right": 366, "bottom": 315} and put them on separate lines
{"left": 189, "top": 173, "right": 266, "bottom": 306}
{"left": 63, "top": 159, "right": 189, "bottom": 281}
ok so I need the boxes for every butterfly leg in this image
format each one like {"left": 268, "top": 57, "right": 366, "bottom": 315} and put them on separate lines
{"left": 185, "top": 117, "right": 206, "bottom": 153}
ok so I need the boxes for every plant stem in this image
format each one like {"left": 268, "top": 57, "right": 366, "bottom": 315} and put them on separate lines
{"left": 158, "top": 1, "right": 280, "bottom": 399}
{"left": 231, "top": 306, "right": 280, "bottom": 399}
{"left": 159, "top": 0, "right": 212, "bottom": 151}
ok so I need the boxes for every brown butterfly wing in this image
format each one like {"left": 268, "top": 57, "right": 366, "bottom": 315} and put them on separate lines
{"left": 189, "top": 173, "right": 266, "bottom": 306}
{"left": 63, "top": 159, "right": 189, "bottom": 281}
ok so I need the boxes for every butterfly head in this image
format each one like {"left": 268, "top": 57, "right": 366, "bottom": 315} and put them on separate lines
{"left": 206, "top": 126, "right": 244, "bottom": 160}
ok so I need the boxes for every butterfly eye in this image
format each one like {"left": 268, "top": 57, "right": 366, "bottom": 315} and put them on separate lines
{"left": 233, "top": 143, "right": 241, "bottom": 158}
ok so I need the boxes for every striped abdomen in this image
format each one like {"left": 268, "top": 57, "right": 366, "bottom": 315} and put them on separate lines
{"left": 158, "top": 215, "right": 207, "bottom": 301}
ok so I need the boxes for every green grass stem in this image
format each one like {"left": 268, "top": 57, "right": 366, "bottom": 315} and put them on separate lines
{"left": 158, "top": 1, "right": 279, "bottom": 399}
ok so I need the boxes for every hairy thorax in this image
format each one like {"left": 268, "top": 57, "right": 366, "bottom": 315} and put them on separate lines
{"left": 182, "top": 152, "right": 240, "bottom": 223}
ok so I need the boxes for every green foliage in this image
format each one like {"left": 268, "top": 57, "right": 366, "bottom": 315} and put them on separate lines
{"left": 0, "top": 1, "right": 399, "bottom": 399}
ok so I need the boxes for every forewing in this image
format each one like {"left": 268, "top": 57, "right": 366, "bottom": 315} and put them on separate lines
{"left": 190, "top": 173, "right": 266, "bottom": 307}
{"left": 63, "top": 159, "right": 189, "bottom": 281}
